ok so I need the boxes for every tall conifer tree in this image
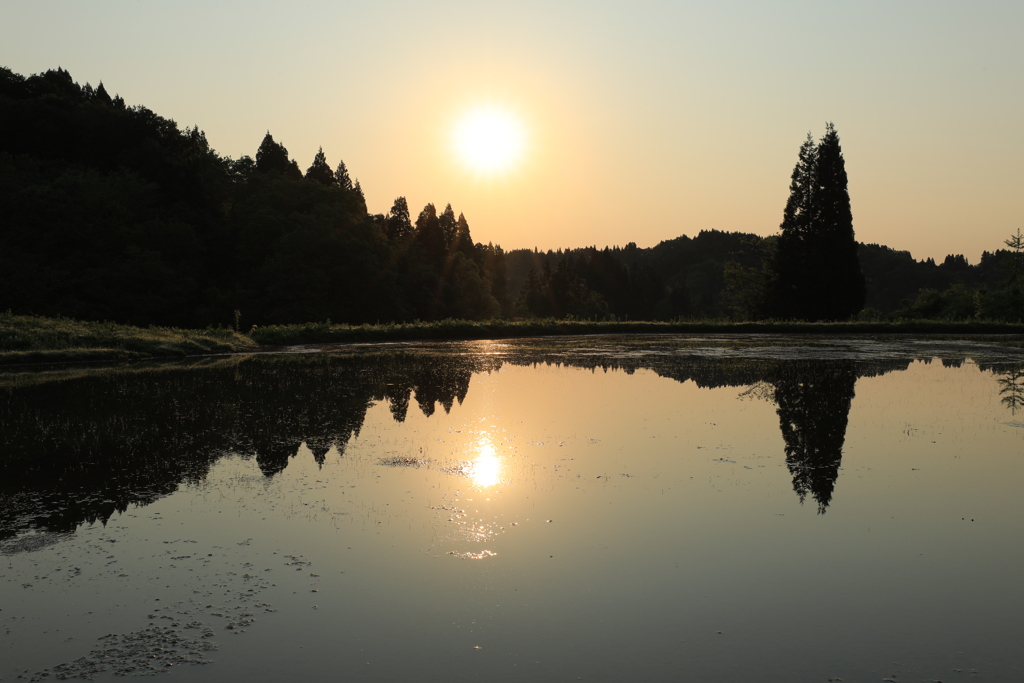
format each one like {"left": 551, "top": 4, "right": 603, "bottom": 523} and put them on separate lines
{"left": 414, "top": 203, "right": 445, "bottom": 265}
{"left": 352, "top": 180, "right": 366, "bottom": 212}
{"left": 94, "top": 82, "right": 112, "bottom": 105}
{"left": 386, "top": 197, "right": 412, "bottom": 240}
{"left": 810, "top": 124, "right": 865, "bottom": 318}
{"left": 334, "top": 160, "right": 353, "bottom": 190}
{"left": 766, "top": 124, "right": 864, "bottom": 320}
{"left": 255, "top": 132, "right": 301, "bottom": 178}
{"left": 453, "top": 213, "right": 477, "bottom": 259}
{"left": 439, "top": 204, "right": 458, "bottom": 252}
{"left": 304, "top": 146, "right": 335, "bottom": 185}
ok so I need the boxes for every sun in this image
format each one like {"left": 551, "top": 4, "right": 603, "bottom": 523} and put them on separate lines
{"left": 452, "top": 105, "right": 525, "bottom": 175}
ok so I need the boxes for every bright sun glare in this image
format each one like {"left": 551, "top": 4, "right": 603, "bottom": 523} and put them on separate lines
{"left": 453, "top": 106, "right": 525, "bottom": 174}
{"left": 468, "top": 440, "right": 502, "bottom": 488}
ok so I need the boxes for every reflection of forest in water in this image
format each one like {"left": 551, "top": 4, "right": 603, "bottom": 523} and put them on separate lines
{"left": 2, "top": 348, "right": 1022, "bottom": 545}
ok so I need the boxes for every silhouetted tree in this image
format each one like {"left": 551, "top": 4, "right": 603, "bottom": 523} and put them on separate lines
{"left": 230, "top": 155, "right": 256, "bottom": 182}
{"left": 352, "top": 179, "right": 366, "bottom": 212}
{"left": 766, "top": 124, "right": 865, "bottom": 320}
{"left": 1005, "top": 228, "right": 1024, "bottom": 287}
{"left": 305, "top": 146, "right": 335, "bottom": 185}
{"left": 334, "top": 159, "right": 354, "bottom": 190}
{"left": 385, "top": 197, "right": 413, "bottom": 241}
{"left": 255, "top": 132, "right": 301, "bottom": 178}
{"left": 94, "top": 81, "right": 112, "bottom": 105}
{"left": 439, "top": 204, "right": 458, "bottom": 252}
{"left": 452, "top": 213, "right": 478, "bottom": 260}
{"left": 414, "top": 203, "right": 445, "bottom": 265}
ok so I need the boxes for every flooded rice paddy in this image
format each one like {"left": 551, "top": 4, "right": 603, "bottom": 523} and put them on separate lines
{"left": 2, "top": 335, "right": 1023, "bottom": 682}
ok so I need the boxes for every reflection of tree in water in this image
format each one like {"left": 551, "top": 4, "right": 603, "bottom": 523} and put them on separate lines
{"left": 769, "top": 361, "right": 858, "bottom": 514}
{"left": 995, "top": 365, "right": 1024, "bottom": 415}
{"left": 973, "top": 362, "right": 1024, "bottom": 416}
{"left": 0, "top": 353, "right": 481, "bottom": 542}
{"left": 2, "top": 346, "right": 1011, "bottom": 544}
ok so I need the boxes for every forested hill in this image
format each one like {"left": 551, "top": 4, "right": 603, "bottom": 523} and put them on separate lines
{"left": 504, "top": 236, "right": 1016, "bottom": 320}
{"left": 1, "top": 66, "right": 1019, "bottom": 327}
{"left": 0, "top": 66, "right": 507, "bottom": 328}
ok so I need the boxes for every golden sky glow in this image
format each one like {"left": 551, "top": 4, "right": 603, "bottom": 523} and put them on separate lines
{"left": 3, "top": 1, "right": 1021, "bottom": 262}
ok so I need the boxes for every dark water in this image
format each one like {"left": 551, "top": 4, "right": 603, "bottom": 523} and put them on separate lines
{"left": 2, "top": 336, "right": 1023, "bottom": 682}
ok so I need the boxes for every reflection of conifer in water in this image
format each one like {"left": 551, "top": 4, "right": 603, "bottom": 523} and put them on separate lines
{"left": 376, "top": 357, "right": 473, "bottom": 421}
{"left": 385, "top": 387, "right": 411, "bottom": 422}
{"left": 410, "top": 363, "right": 472, "bottom": 417}
{"left": 771, "top": 361, "right": 857, "bottom": 513}
{"left": 996, "top": 365, "right": 1024, "bottom": 415}
{"left": 253, "top": 439, "right": 303, "bottom": 477}
{"left": 305, "top": 437, "right": 333, "bottom": 467}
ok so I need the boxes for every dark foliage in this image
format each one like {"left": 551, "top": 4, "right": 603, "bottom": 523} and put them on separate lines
{"left": 334, "top": 159, "right": 353, "bottom": 191}
{"left": 765, "top": 124, "right": 866, "bottom": 320}
{"left": 505, "top": 231, "right": 761, "bottom": 320}
{"left": 0, "top": 66, "right": 506, "bottom": 327}
{"left": 255, "top": 132, "right": 302, "bottom": 179}
{"left": 1, "top": 67, "right": 1015, "bottom": 325}
{"left": 770, "top": 361, "right": 857, "bottom": 513}
{"left": 304, "top": 146, "right": 336, "bottom": 186}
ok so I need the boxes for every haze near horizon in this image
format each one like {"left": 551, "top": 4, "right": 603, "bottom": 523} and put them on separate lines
{"left": 2, "top": 0, "right": 1020, "bottom": 263}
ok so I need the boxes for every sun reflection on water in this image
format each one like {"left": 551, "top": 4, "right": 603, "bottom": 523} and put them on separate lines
{"left": 467, "top": 440, "right": 502, "bottom": 488}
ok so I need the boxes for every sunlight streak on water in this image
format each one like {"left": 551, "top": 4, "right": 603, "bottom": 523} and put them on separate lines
{"left": 467, "top": 437, "right": 503, "bottom": 488}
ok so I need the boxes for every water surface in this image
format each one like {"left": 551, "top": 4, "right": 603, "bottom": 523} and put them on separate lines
{"left": 2, "top": 336, "right": 1023, "bottom": 682}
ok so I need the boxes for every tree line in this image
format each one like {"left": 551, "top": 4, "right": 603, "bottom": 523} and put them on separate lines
{"left": 1, "top": 66, "right": 1021, "bottom": 327}
{"left": 0, "top": 67, "right": 508, "bottom": 328}
{"left": 501, "top": 126, "right": 1022, "bottom": 323}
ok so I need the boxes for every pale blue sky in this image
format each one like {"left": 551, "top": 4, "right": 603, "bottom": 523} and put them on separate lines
{"left": 3, "top": 0, "right": 1021, "bottom": 261}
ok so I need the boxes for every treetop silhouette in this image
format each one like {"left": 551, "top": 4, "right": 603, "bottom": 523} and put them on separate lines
{"left": 255, "top": 131, "right": 301, "bottom": 178}
{"left": 385, "top": 197, "right": 413, "bottom": 241}
{"left": 305, "top": 146, "right": 335, "bottom": 185}
{"left": 334, "top": 159, "right": 354, "bottom": 190}
{"left": 766, "top": 123, "right": 865, "bottom": 321}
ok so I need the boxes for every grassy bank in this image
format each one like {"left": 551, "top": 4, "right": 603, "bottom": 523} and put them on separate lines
{"left": 248, "top": 318, "right": 1024, "bottom": 345}
{"left": 0, "top": 312, "right": 257, "bottom": 365}
{"left": 3, "top": 312, "right": 1023, "bottom": 366}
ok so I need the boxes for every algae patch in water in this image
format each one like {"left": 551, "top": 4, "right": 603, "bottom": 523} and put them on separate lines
{"left": 30, "top": 625, "right": 217, "bottom": 681}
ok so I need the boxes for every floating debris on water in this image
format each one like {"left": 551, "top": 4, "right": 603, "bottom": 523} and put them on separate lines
{"left": 378, "top": 456, "right": 431, "bottom": 468}
{"left": 30, "top": 625, "right": 217, "bottom": 681}
{"left": 446, "top": 549, "right": 497, "bottom": 560}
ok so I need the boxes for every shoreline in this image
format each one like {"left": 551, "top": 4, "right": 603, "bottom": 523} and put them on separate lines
{"left": 3, "top": 313, "right": 1024, "bottom": 367}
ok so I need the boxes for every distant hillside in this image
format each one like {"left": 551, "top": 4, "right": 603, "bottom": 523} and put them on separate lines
{"left": 506, "top": 234, "right": 1016, "bottom": 318}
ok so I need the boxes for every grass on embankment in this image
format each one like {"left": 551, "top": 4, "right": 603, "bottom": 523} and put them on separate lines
{"left": 246, "top": 317, "right": 1024, "bottom": 345}
{"left": 0, "top": 312, "right": 257, "bottom": 365}
{"left": 3, "top": 312, "right": 1023, "bottom": 366}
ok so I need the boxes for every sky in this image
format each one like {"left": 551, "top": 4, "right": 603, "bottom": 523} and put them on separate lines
{"left": 2, "top": 0, "right": 1021, "bottom": 262}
